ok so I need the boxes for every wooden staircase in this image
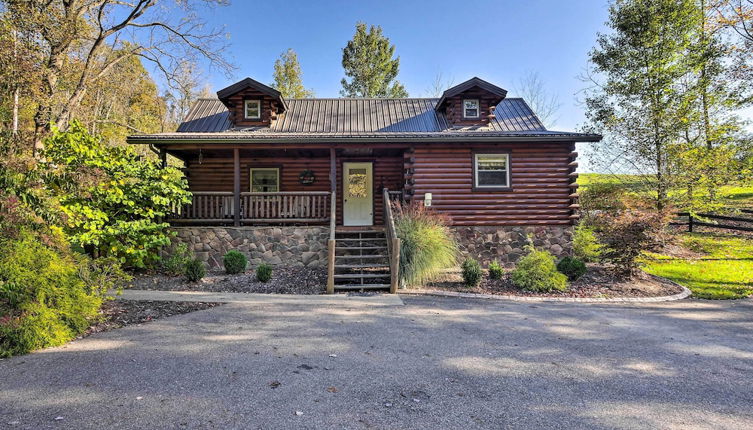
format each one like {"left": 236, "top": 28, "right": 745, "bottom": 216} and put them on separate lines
{"left": 332, "top": 229, "right": 391, "bottom": 291}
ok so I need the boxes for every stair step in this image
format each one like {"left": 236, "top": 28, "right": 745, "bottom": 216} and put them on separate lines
{"left": 335, "top": 238, "right": 386, "bottom": 242}
{"left": 336, "top": 255, "right": 387, "bottom": 259}
{"left": 334, "top": 284, "right": 391, "bottom": 290}
{"left": 336, "top": 246, "right": 385, "bottom": 250}
{"left": 336, "top": 229, "right": 384, "bottom": 234}
{"left": 335, "top": 264, "right": 390, "bottom": 269}
{"left": 334, "top": 273, "right": 390, "bottom": 279}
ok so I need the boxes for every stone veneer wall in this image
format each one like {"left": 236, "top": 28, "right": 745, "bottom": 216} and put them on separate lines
{"left": 167, "top": 227, "right": 328, "bottom": 269}
{"left": 451, "top": 226, "right": 573, "bottom": 266}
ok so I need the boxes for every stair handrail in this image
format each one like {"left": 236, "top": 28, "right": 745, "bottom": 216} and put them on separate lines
{"left": 383, "top": 188, "right": 400, "bottom": 293}
{"left": 327, "top": 190, "right": 336, "bottom": 293}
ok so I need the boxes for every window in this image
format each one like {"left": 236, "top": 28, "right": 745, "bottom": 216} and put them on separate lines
{"left": 250, "top": 168, "right": 279, "bottom": 192}
{"left": 347, "top": 168, "right": 368, "bottom": 198}
{"left": 474, "top": 153, "right": 510, "bottom": 189}
{"left": 244, "top": 99, "right": 261, "bottom": 119}
{"left": 463, "top": 99, "right": 480, "bottom": 118}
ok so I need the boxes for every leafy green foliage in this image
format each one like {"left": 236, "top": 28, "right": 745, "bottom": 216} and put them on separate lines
{"left": 394, "top": 203, "right": 458, "bottom": 287}
{"left": 256, "top": 263, "right": 272, "bottom": 283}
{"left": 340, "top": 22, "right": 408, "bottom": 98}
{"left": 184, "top": 258, "right": 206, "bottom": 282}
{"left": 272, "top": 49, "right": 314, "bottom": 98}
{"left": 461, "top": 258, "right": 483, "bottom": 287}
{"left": 556, "top": 257, "right": 587, "bottom": 281}
{"left": 511, "top": 246, "right": 568, "bottom": 292}
{"left": 41, "top": 122, "right": 191, "bottom": 268}
{"left": 595, "top": 210, "right": 667, "bottom": 278}
{"left": 488, "top": 260, "right": 504, "bottom": 280}
{"left": 573, "top": 224, "right": 602, "bottom": 262}
{"left": 223, "top": 250, "right": 248, "bottom": 275}
{"left": 0, "top": 232, "right": 124, "bottom": 357}
{"left": 162, "top": 243, "right": 193, "bottom": 276}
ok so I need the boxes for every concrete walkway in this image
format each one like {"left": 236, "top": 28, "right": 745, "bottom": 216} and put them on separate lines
{"left": 2, "top": 295, "right": 752, "bottom": 429}
{"left": 115, "top": 289, "right": 404, "bottom": 306}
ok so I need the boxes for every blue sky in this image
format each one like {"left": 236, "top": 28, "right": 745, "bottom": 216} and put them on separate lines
{"left": 196, "top": 0, "right": 611, "bottom": 133}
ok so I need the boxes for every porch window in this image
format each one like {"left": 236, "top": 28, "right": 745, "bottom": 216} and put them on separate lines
{"left": 463, "top": 99, "right": 480, "bottom": 119}
{"left": 244, "top": 99, "right": 261, "bottom": 119}
{"left": 250, "top": 168, "right": 279, "bottom": 192}
{"left": 474, "top": 153, "right": 510, "bottom": 189}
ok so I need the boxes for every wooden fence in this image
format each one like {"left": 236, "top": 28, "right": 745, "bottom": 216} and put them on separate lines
{"left": 674, "top": 211, "right": 753, "bottom": 233}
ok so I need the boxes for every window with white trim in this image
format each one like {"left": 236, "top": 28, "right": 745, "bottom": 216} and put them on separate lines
{"left": 463, "top": 99, "right": 480, "bottom": 118}
{"left": 244, "top": 99, "right": 261, "bottom": 119}
{"left": 474, "top": 153, "right": 510, "bottom": 188}
{"left": 250, "top": 168, "right": 279, "bottom": 192}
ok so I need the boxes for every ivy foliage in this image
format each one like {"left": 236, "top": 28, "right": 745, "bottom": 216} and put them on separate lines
{"left": 41, "top": 121, "right": 191, "bottom": 268}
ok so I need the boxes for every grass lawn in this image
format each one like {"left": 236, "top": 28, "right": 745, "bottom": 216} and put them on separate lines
{"left": 643, "top": 232, "right": 753, "bottom": 299}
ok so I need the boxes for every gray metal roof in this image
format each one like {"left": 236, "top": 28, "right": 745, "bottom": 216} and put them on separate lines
{"left": 176, "top": 97, "right": 548, "bottom": 134}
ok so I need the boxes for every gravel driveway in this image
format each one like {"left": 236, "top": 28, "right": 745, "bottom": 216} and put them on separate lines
{"left": 1, "top": 296, "right": 752, "bottom": 429}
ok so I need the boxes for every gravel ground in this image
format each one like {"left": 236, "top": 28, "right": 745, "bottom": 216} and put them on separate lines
{"left": 84, "top": 300, "right": 222, "bottom": 337}
{"left": 424, "top": 264, "right": 683, "bottom": 298}
{"left": 128, "top": 266, "right": 326, "bottom": 294}
{"left": 1, "top": 296, "right": 752, "bottom": 429}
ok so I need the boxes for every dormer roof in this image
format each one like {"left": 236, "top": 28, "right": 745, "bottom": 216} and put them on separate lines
{"left": 435, "top": 77, "right": 507, "bottom": 111}
{"left": 216, "top": 77, "right": 289, "bottom": 112}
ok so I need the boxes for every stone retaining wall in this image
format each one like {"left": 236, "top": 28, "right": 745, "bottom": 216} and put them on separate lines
{"left": 167, "top": 227, "right": 328, "bottom": 269}
{"left": 452, "top": 225, "right": 572, "bottom": 266}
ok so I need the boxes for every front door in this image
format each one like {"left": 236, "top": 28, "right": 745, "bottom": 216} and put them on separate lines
{"left": 343, "top": 162, "right": 373, "bottom": 226}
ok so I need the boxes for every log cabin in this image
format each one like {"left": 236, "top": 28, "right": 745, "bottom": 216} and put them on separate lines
{"left": 127, "top": 76, "right": 601, "bottom": 292}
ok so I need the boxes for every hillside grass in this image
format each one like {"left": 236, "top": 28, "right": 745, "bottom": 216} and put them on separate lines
{"left": 578, "top": 173, "right": 753, "bottom": 208}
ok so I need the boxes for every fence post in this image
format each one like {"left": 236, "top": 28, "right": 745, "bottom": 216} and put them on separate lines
{"left": 326, "top": 239, "right": 335, "bottom": 294}
{"left": 688, "top": 214, "right": 694, "bottom": 233}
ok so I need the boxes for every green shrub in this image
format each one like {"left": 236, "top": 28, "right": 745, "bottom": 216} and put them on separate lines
{"left": 184, "top": 258, "right": 206, "bottom": 282}
{"left": 0, "top": 233, "right": 120, "bottom": 357}
{"left": 573, "top": 224, "right": 602, "bottom": 262}
{"left": 488, "top": 260, "right": 504, "bottom": 280}
{"left": 256, "top": 263, "right": 273, "bottom": 282}
{"left": 461, "top": 258, "right": 483, "bottom": 287}
{"left": 511, "top": 247, "right": 568, "bottom": 292}
{"left": 394, "top": 203, "right": 458, "bottom": 286}
{"left": 162, "top": 243, "right": 193, "bottom": 276}
{"left": 595, "top": 210, "right": 667, "bottom": 278}
{"left": 556, "top": 256, "right": 587, "bottom": 281}
{"left": 223, "top": 250, "right": 248, "bottom": 274}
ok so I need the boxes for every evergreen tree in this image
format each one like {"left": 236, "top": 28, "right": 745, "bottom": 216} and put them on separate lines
{"left": 340, "top": 22, "right": 408, "bottom": 98}
{"left": 272, "top": 49, "right": 314, "bottom": 98}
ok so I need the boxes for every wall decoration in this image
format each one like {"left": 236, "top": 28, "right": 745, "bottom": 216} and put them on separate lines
{"left": 299, "top": 169, "right": 316, "bottom": 185}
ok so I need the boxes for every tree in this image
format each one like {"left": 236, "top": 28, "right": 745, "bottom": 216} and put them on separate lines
{"left": 584, "top": 0, "right": 700, "bottom": 211}
{"left": 2, "top": 0, "right": 232, "bottom": 151}
{"left": 41, "top": 121, "right": 191, "bottom": 268}
{"left": 340, "top": 22, "right": 408, "bottom": 98}
{"left": 163, "top": 60, "right": 205, "bottom": 131}
{"left": 272, "top": 49, "right": 314, "bottom": 98}
{"left": 514, "top": 71, "right": 561, "bottom": 128}
{"left": 424, "top": 72, "right": 455, "bottom": 98}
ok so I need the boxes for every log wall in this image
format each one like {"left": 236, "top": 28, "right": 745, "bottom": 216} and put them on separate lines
{"left": 408, "top": 143, "right": 577, "bottom": 226}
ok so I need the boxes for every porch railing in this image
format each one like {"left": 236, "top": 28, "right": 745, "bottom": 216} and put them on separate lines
{"left": 383, "top": 188, "right": 401, "bottom": 293}
{"left": 170, "top": 191, "right": 332, "bottom": 224}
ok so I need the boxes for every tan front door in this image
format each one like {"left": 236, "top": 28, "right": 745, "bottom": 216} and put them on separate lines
{"left": 343, "top": 162, "right": 373, "bottom": 226}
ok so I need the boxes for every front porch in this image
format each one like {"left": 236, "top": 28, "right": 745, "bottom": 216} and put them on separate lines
{"left": 162, "top": 146, "right": 406, "bottom": 227}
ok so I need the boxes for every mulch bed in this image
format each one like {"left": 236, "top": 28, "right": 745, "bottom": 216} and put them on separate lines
{"left": 127, "top": 266, "right": 326, "bottom": 295}
{"left": 421, "top": 264, "right": 683, "bottom": 299}
{"left": 83, "top": 300, "right": 222, "bottom": 337}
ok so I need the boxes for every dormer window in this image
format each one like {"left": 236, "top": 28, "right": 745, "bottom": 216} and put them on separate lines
{"left": 244, "top": 99, "right": 261, "bottom": 120}
{"left": 463, "top": 99, "right": 480, "bottom": 119}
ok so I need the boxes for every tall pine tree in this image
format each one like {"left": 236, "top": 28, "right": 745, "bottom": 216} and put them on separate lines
{"left": 340, "top": 22, "right": 408, "bottom": 98}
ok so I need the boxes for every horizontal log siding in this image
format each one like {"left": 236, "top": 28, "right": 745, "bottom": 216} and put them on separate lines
{"left": 335, "top": 156, "right": 403, "bottom": 226}
{"left": 224, "top": 88, "right": 278, "bottom": 127}
{"left": 185, "top": 157, "right": 331, "bottom": 193}
{"left": 411, "top": 144, "right": 574, "bottom": 226}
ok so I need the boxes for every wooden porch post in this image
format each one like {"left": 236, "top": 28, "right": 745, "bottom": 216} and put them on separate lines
{"left": 326, "top": 146, "right": 337, "bottom": 294}
{"left": 329, "top": 147, "right": 336, "bottom": 194}
{"left": 233, "top": 148, "right": 240, "bottom": 227}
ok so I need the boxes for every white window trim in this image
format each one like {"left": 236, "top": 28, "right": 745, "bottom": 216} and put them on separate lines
{"left": 249, "top": 167, "right": 280, "bottom": 192}
{"left": 474, "top": 153, "right": 510, "bottom": 189}
{"left": 463, "top": 99, "right": 480, "bottom": 119}
{"left": 244, "top": 99, "right": 261, "bottom": 120}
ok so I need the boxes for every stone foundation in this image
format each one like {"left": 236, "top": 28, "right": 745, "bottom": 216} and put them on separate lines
{"left": 167, "top": 226, "right": 328, "bottom": 269}
{"left": 451, "top": 225, "right": 572, "bottom": 266}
